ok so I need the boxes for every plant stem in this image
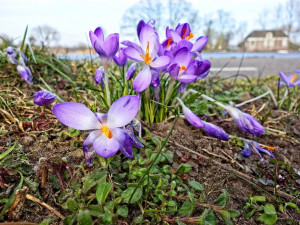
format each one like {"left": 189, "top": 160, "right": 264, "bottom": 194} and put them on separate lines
{"left": 165, "top": 79, "right": 175, "bottom": 104}
{"left": 104, "top": 70, "right": 111, "bottom": 106}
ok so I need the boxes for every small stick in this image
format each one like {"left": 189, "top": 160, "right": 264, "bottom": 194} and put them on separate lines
{"left": 25, "top": 194, "right": 65, "bottom": 220}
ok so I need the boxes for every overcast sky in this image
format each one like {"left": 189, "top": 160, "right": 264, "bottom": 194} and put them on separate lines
{"left": 0, "top": 0, "right": 286, "bottom": 47}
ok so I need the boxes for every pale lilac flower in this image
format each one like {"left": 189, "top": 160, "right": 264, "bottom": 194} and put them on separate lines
{"left": 34, "top": 90, "right": 56, "bottom": 106}
{"left": 6, "top": 46, "right": 18, "bottom": 64}
{"left": 126, "top": 63, "right": 136, "bottom": 81}
{"left": 95, "top": 66, "right": 104, "bottom": 87}
{"left": 17, "top": 65, "right": 33, "bottom": 85}
{"left": 240, "top": 139, "right": 275, "bottom": 159}
{"left": 123, "top": 20, "right": 170, "bottom": 92}
{"left": 177, "top": 98, "right": 229, "bottom": 140}
{"left": 53, "top": 95, "right": 140, "bottom": 164}
{"left": 113, "top": 48, "right": 127, "bottom": 67}
{"left": 278, "top": 72, "right": 300, "bottom": 87}
{"left": 89, "top": 27, "right": 119, "bottom": 68}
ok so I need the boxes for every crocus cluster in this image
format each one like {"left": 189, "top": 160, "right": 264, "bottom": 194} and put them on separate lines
{"left": 278, "top": 70, "right": 300, "bottom": 88}
{"left": 89, "top": 20, "right": 211, "bottom": 93}
{"left": 240, "top": 138, "right": 275, "bottom": 159}
{"left": 6, "top": 46, "right": 33, "bottom": 85}
{"left": 53, "top": 95, "right": 142, "bottom": 165}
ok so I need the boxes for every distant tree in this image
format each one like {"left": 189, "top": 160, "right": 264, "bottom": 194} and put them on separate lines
{"left": 258, "top": 8, "right": 270, "bottom": 29}
{"left": 29, "top": 25, "right": 61, "bottom": 47}
{"left": 120, "top": 0, "right": 200, "bottom": 39}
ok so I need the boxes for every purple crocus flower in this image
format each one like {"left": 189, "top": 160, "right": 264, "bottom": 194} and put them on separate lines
{"left": 53, "top": 95, "right": 140, "bottom": 164}
{"left": 278, "top": 72, "right": 300, "bottom": 87}
{"left": 34, "top": 90, "right": 57, "bottom": 106}
{"left": 168, "top": 47, "right": 198, "bottom": 83}
{"left": 113, "top": 48, "right": 127, "bottom": 67}
{"left": 126, "top": 63, "right": 136, "bottom": 81}
{"left": 224, "top": 106, "right": 265, "bottom": 135}
{"left": 150, "top": 70, "right": 160, "bottom": 87}
{"left": 125, "top": 125, "right": 144, "bottom": 148}
{"left": 95, "top": 66, "right": 105, "bottom": 87}
{"left": 240, "top": 139, "right": 275, "bottom": 159}
{"left": 176, "top": 97, "right": 229, "bottom": 140}
{"left": 123, "top": 20, "right": 170, "bottom": 92}
{"left": 17, "top": 65, "right": 33, "bottom": 85}
{"left": 89, "top": 27, "right": 119, "bottom": 68}
{"left": 6, "top": 46, "right": 18, "bottom": 64}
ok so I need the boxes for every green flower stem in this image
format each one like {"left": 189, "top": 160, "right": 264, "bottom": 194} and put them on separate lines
{"left": 165, "top": 79, "right": 175, "bottom": 105}
{"left": 104, "top": 70, "right": 111, "bottom": 107}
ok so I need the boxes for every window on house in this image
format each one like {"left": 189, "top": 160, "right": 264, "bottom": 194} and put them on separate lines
{"left": 266, "top": 32, "right": 273, "bottom": 38}
{"left": 251, "top": 41, "right": 255, "bottom": 46}
{"left": 282, "top": 39, "right": 287, "bottom": 47}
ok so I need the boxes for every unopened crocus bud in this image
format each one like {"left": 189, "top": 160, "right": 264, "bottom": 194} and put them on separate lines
{"left": 6, "top": 46, "right": 18, "bottom": 64}
{"left": 19, "top": 52, "right": 28, "bottom": 66}
{"left": 151, "top": 70, "right": 160, "bottom": 87}
{"left": 95, "top": 67, "right": 104, "bottom": 87}
{"left": 202, "top": 121, "right": 229, "bottom": 141}
{"left": 113, "top": 48, "right": 127, "bottom": 66}
{"left": 126, "top": 63, "right": 136, "bottom": 80}
{"left": 17, "top": 65, "right": 33, "bottom": 85}
{"left": 6, "top": 46, "right": 14, "bottom": 55}
{"left": 34, "top": 90, "right": 57, "bottom": 106}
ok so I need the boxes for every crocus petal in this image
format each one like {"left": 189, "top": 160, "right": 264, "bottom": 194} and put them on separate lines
{"left": 279, "top": 72, "right": 289, "bottom": 84}
{"left": 174, "top": 47, "right": 191, "bottom": 68}
{"left": 202, "top": 121, "right": 229, "bottom": 140}
{"left": 195, "top": 60, "right": 211, "bottom": 79}
{"left": 254, "top": 142, "right": 275, "bottom": 158}
{"left": 93, "top": 134, "right": 120, "bottom": 158}
{"left": 168, "top": 64, "right": 179, "bottom": 79}
{"left": 95, "top": 66, "right": 104, "bottom": 87}
{"left": 169, "top": 29, "right": 181, "bottom": 43}
{"left": 6, "top": 46, "right": 14, "bottom": 55}
{"left": 82, "top": 130, "right": 101, "bottom": 166}
{"left": 94, "top": 27, "right": 104, "bottom": 42}
{"left": 177, "top": 74, "right": 198, "bottom": 83}
{"left": 133, "top": 65, "right": 152, "bottom": 92}
{"left": 192, "top": 36, "right": 209, "bottom": 52}
{"left": 101, "top": 33, "right": 119, "bottom": 58}
{"left": 17, "top": 65, "right": 33, "bottom": 85}
{"left": 150, "top": 56, "right": 170, "bottom": 69}
{"left": 177, "top": 39, "right": 193, "bottom": 51}
{"left": 95, "top": 113, "right": 107, "bottom": 124}
{"left": 178, "top": 83, "right": 187, "bottom": 93}
{"left": 33, "top": 90, "right": 57, "bottom": 106}
{"left": 240, "top": 141, "right": 252, "bottom": 157}
{"left": 126, "top": 63, "right": 136, "bottom": 80}
{"left": 295, "top": 69, "right": 300, "bottom": 73}
{"left": 139, "top": 24, "right": 159, "bottom": 55}
{"left": 294, "top": 80, "right": 300, "bottom": 86}
{"left": 121, "top": 40, "right": 144, "bottom": 54}
{"left": 113, "top": 48, "right": 127, "bottom": 66}
{"left": 151, "top": 70, "right": 160, "bottom": 87}
{"left": 53, "top": 102, "right": 101, "bottom": 130}
{"left": 123, "top": 47, "right": 144, "bottom": 62}
{"left": 137, "top": 20, "right": 146, "bottom": 38}
{"left": 177, "top": 98, "right": 203, "bottom": 128}
{"left": 107, "top": 95, "right": 140, "bottom": 128}
{"left": 113, "top": 128, "right": 133, "bottom": 158}
{"left": 125, "top": 125, "right": 144, "bottom": 148}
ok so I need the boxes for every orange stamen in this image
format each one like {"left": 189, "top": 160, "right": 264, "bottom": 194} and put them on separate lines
{"left": 179, "top": 65, "right": 187, "bottom": 71}
{"left": 260, "top": 144, "right": 275, "bottom": 151}
{"left": 185, "top": 32, "right": 194, "bottom": 40}
{"left": 167, "top": 38, "right": 173, "bottom": 48}
{"left": 140, "top": 41, "right": 152, "bottom": 65}
{"left": 290, "top": 74, "right": 297, "bottom": 83}
{"left": 181, "top": 28, "right": 187, "bottom": 39}
{"left": 102, "top": 125, "right": 113, "bottom": 139}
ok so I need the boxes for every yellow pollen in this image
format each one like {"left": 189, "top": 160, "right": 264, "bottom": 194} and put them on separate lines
{"left": 290, "top": 74, "right": 297, "bottom": 83}
{"left": 140, "top": 41, "right": 152, "bottom": 65}
{"left": 167, "top": 38, "right": 173, "bottom": 48}
{"left": 260, "top": 144, "right": 275, "bottom": 151}
{"left": 101, "top": 125, "right": 113, "bottom": 139}
{"left": 179, "top": 65, "right": 187, "bottom": 71}
{"left": 185, "top": 32, "right": 194, "bottom": 40}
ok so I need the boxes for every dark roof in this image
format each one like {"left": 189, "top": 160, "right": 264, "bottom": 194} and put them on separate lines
{"left": 246, "top": 30, "right": 288, "bottom": 39}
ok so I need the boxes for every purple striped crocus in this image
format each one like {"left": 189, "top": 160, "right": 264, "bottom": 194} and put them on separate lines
{"left": 177, "top": 98, "right": 229, "bottom": 140}
{"left": 240, "top": 139, "right": 275, "bottom": 159}
{"left": 113, "top": 48, "right": 127, "bottom": 67}
{"left": 95, "top": 66, "right": 105, "bottom": 87}
{"left": 53, "top": 95, "right": 140, "bottom": 165}
{"left": 89, "top": 27, "right": 119, "bottom": 68}
{"left": 34, "top": 90, "right": 56, "bottom": 106}
{"left": 123, "top": 20, "right": 170, "bottom": 92}
{"left": 17, "top": 65, "right": 33, "bottom": 85}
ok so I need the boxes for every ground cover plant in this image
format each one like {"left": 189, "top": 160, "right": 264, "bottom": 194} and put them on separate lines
{"left": 0, "top": 21, "right": 299, "bottom": 225}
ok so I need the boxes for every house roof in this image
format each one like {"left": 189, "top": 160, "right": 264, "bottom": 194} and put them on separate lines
{"left": 246, "top": 30, "right": 288, "bottom": 39}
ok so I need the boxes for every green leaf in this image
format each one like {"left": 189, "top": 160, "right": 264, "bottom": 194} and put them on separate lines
{"left": 257, "top": 213, "right": 277, "bottom": 225}
{"left": 66, "top": 198, "right": 79, "bottom": 211}
{"left": 77, "top": 210, "right": 93, "bottom": 225}
{"left": 263, "top": 203, "right": 276, "bottom": 215}
{"left": 179, "top": 200, "right": 193, "bottom": 217}
{"left": 117, "top": 205, "right": 128, "bottom": 217}
{"left": 228, "top": 209, "right": 239, "bottom": 218}
{"left": 216, "top": 209, "right": 234, "bottom": 225}
{"left": 246, "top": 209, "right": 257, "bottom": 219}
{"left": 175, "top": 163, "right": 192, "bottom": 174}
{"left": 199, "top": 208, "right": 216, "bottom": 225}
{"left": 40, "top": 218, "right": 54, "bottom": 225}
{"left": 96, "top": 182, "right": 112, "bottom": 205}
{"left": 63, "top": 215, "right": 75, "bottom": 225}
{"left": 102, "top": 212, "right": 113, "bottom": 224}
{"left": 121, "top": 187, "right": 142, "bottom": 204}
{"left": 188, "top": 191, "right": 196, "bottom": 209}
{"left": 285, "top": 202, "right": 299, "bottom": 212}
{"left": 188, "top": 180, "right": 204, "bottom": 191}
{"left": 252, "top": 195, "right": 266, "bottom": 203}
{"left": 215, "top": 189, "right": 230, "bottom": 208}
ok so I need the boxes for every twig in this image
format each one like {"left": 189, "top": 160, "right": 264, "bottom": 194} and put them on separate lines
{"left": 25, "top": 194, "right": 65, "bottom": 220}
